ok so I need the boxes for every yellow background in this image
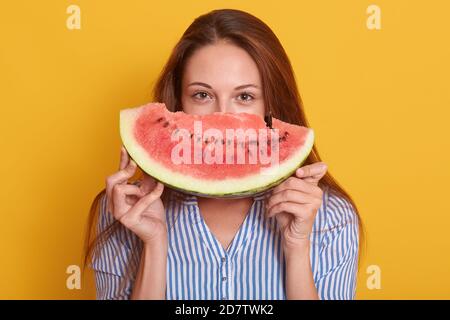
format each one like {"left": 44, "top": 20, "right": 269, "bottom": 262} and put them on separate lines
{"left": 1, "top": 0, "right": 449, "bottom": 299}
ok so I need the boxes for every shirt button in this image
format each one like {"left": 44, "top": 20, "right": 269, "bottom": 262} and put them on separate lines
{"left": 222, "top": 276, "right": 227, "bottom": 281}
{"left": 222, "top": 296, "right": 227, "bottom": 300}
{"left": 221, "top": 257, "right": 226, "bottom": 262}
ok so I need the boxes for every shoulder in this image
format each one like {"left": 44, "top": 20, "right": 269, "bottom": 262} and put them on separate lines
{"left": 98, "top": 192, "right": 142, "bottom": 249}
{"left": 313, "top": 185, "right": 359, "bottom": 246}
{"left": 91, "top": 192, "right": 142, "bottom": 276}
{"left": 323, "top": 186, "right": 359, "bottom": 227}
{"left": 97, "top": 192, "right": 114, "bottom": 233}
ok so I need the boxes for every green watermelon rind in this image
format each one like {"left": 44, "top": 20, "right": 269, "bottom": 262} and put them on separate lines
{"left": 120, "top": 106, "right": 315, "bottom": 198}
{"left": 158, "top": 154, "right": 312, "bottom": 199}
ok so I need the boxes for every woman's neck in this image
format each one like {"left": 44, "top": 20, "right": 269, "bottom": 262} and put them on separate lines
{"left": 196, "top": 196, "right": 254, "bottom": 250}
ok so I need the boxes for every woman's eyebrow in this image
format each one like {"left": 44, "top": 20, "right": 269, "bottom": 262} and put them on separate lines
{"left": 234, "top": 84, "right": 259, "bottom": 90}
{"left": 187, "top": 82, "right": 259, "bottom": 90}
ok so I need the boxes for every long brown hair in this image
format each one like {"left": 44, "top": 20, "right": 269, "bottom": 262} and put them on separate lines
{"left": 84, "top": 8, "right": 365, "bottom": 277}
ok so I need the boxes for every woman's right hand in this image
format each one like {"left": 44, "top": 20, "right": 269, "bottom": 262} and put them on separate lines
{"left": 105, "top": 145, "right": 166, "bottom": 245}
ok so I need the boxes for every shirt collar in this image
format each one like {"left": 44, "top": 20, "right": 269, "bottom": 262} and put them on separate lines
{"left": 169, "top": 188, "right": 271, "bottom": 205}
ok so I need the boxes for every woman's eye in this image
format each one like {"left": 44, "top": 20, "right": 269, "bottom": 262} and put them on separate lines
{"left": 238, "top": 92, "right": 254, "bottom": 102}
{"left": 192, "top": 92, "right": 210, "bottom": 100}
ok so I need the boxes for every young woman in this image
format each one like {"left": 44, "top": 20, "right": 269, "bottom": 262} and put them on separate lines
{"left": 85, "top": 9, "right": 362, "bottom": 300}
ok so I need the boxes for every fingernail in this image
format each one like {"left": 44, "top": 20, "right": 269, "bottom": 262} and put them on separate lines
{"left": 297, "top": 168, "right": 304, "bottom": 175}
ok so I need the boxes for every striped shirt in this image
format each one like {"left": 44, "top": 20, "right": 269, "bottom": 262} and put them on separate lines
{"left": 92, "top": 185, "right": 359, "bottom": 300}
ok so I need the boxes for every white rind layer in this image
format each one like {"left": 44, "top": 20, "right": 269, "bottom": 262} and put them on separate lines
{"left": 120, "top": 107, "right": 314, "bottom": 196}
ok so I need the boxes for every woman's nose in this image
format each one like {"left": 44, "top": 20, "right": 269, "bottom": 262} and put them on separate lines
{"left": 217, "top": 100, "right": 236, "bottom": 114}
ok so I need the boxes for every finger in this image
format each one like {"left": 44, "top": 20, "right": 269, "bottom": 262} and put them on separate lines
{"left": 112, "top": 184, "right": 144, "bottom": 220}
{"left": 140, "top": 173, "right": 157, "bottom": 194}
{"left": 296, "top": 162, "right": 327, "bottom": 179}
{"left": 271, "top": 211, "right": 291, "bottom": 230}
{"left": 267, "top": 189, "right": 317, "bottom": 211}
{"left": 267, "top": 201, "right": 305, "bottom": 218}
{"left": 272, "top": 176, "right": 322, "bottom": 197}
{"left": 297, "top": 171, "right": 327, "bottom": 186}
{"left": 109, "top": 160, "right": 137, "bottom": 187}
{"left": 119, "top": 145, "right": 130, "bottom": 171}
{"left": 106, "top": 160, "right": 137, "bottom": 207}
{"left": 121, "top": 182, "right": 164, "bottom": 223}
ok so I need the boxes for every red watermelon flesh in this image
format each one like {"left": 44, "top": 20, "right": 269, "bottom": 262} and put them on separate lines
{"left": 120, "top": 102, "right": 314, "bottom": 197}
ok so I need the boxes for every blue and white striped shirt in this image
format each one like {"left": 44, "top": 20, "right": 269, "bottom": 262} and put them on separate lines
{"left": 92, "top": 185, "right": 359, "bottom": 300}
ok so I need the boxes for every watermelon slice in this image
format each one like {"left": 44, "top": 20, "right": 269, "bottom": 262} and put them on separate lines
{"left": 120, "top": 103, "right": 314, "bottom": 198}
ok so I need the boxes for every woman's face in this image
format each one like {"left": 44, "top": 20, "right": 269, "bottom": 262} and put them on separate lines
{"left": 181, "top": 40, "right": 265, "bottom": 117}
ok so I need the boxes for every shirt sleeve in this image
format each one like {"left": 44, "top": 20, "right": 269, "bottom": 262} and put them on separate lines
{"left": 313, "top": 188, "right": 360, "bottom": 300}
{"left": 90, "top": 192, "right": 143, "bottom": 300}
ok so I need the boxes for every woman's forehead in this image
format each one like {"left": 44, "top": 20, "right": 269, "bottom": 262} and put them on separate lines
{"left": 182, "top": 42, "right": 261, "bottom": 89}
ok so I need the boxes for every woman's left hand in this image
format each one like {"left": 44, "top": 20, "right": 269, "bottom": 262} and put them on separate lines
{"left": 266, "top": 162, "right": 328, "bottom": 252}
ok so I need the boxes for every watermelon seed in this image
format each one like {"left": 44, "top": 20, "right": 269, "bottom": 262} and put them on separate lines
{"left": 163, "top": 121, "right": 169, "bottom": 127}
{"left": 190, "top": 133, "right": 194, "bottom": 139}
{"left": 264, "top": 114, "right": 273, "bottom": 129}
